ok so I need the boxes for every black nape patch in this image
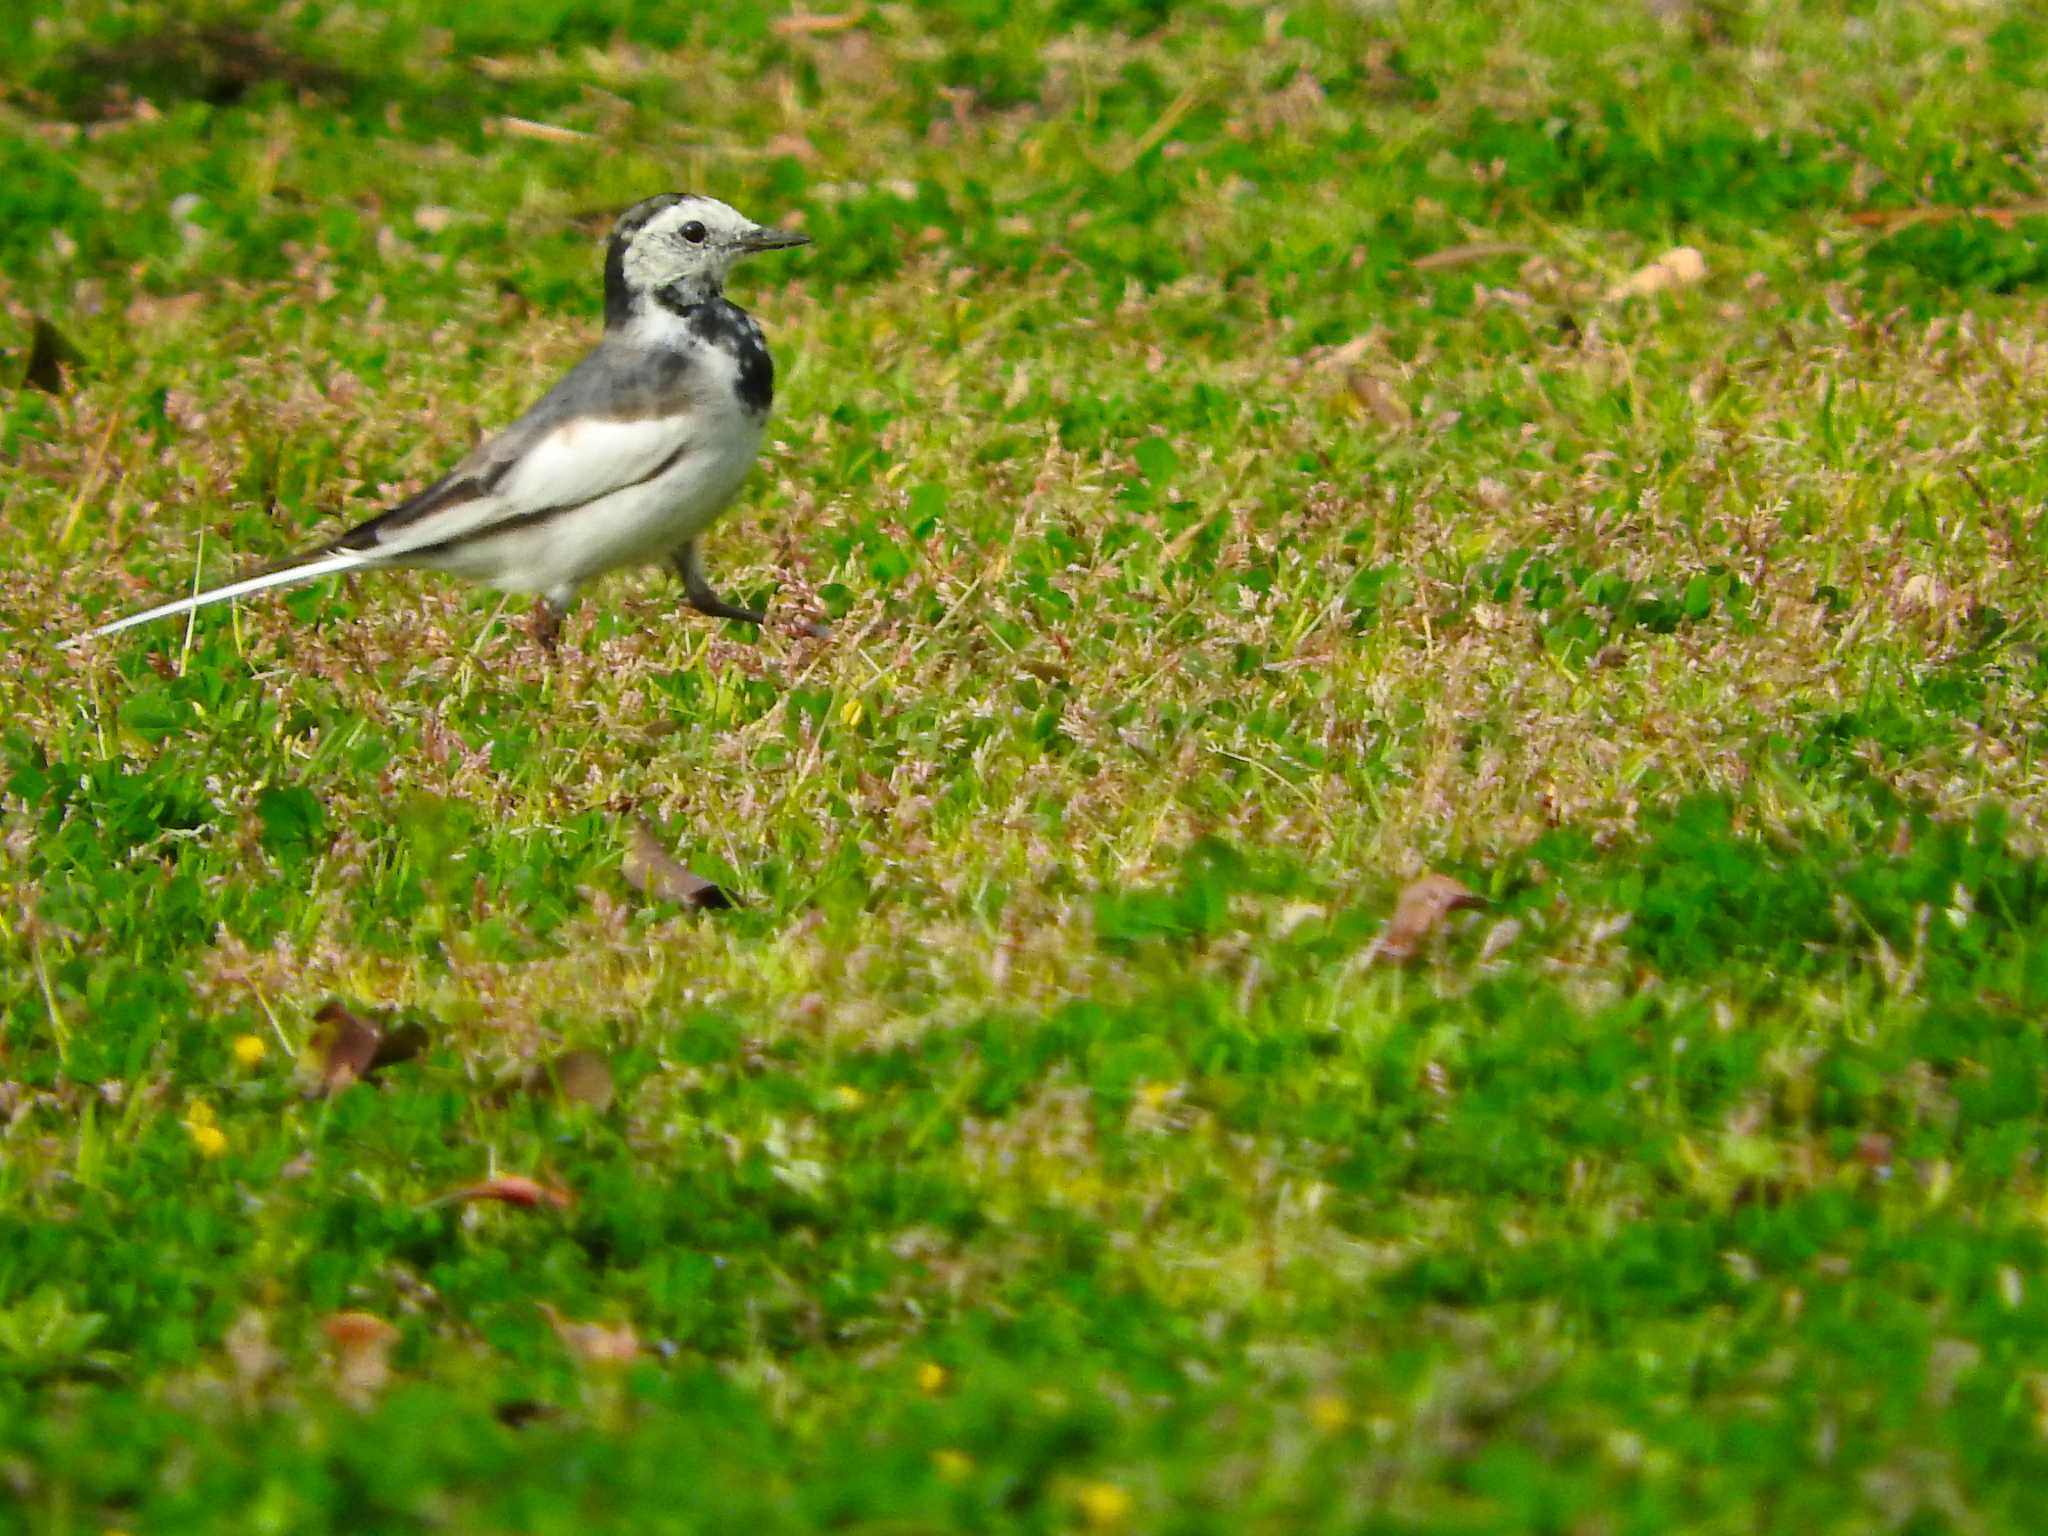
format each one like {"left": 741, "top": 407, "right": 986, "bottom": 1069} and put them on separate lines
{"left": 603, "top": 192, "right": 690, "bottom": 330}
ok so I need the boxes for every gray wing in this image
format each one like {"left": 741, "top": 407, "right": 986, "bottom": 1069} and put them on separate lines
{"left": 329, "top": 340, "right": 703, "bottom": 560}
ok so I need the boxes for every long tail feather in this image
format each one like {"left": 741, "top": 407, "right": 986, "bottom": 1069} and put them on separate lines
{"left": 62, "top": 550, "right": 371, "bottom": 649}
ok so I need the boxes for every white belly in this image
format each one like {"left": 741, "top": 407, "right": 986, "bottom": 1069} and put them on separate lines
{"left": 426, "top": 412, "right": 763, "bottom": 596}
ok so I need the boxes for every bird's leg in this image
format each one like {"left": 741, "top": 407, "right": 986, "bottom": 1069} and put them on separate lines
{"left": 527, "top": 598, "right": 561, "bottom": 654}
{"left": 528, "top": 592, "right": 571, "bottom": 655}
{"left": 673, "top": 539, "right": 766, "bottom": 626}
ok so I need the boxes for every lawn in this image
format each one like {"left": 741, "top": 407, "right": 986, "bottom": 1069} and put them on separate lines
{"left": 7, "top": 1, "right": 2048, "bottom": 1530}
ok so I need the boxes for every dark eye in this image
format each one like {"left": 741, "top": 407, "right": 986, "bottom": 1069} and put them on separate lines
{"left": 680, "top": 220, "right": 708, "bottom": 244}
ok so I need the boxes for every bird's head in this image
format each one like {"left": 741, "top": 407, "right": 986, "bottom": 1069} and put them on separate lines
{"left": 604, "top": 193, "right": 809, "bottom": 326}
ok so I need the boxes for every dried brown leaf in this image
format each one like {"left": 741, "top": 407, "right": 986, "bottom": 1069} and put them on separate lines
{"left": 310, "top": 1002, "right": 427, "bottom": 1094}
{"left": 1346, "top": 372, "right": 1413, "bottom": 430}
{"left": 23, "top": 317, "right": 83, "bottom": 394}
{"left": 1411, "top": 241, "right": 1534, "bottom": 272}
{"left": 773, "top": 6, "right": 869, "bottom": 35}
{"left": 311, "top": 1004, "right": 379, "bottom": 1092}
{"left": 438, "top": 1174, "right": 575, "bottom": 1210}
{"left": 526, "top": 1049, "right": 615, "bottom": 1112}
{"left": 1606, "top": 246, "right": 1707, "bottom": 301}
{"left": 537, "top": 1302, "right": 639, "bottom": 1366}
{"left": 1845, "top": 201, "right": 2048, "bottom": 232}
{"left": 496, "top": 115, "right": 595, "bottom": 144}
{"left": 371, "top": 1025, "right": 428, "bottom": 1071}
{"left": 322, "top": 1311, "right": 397, "bottom": 1403}
{"left": 322, "top": 1311, "right": 397, "bottom": 1349}
{"left": 1376, "top": 873, "right": 1482, "bottom": 963}
{"left": 623, "top": 820, "right": 736, "bottom": 909}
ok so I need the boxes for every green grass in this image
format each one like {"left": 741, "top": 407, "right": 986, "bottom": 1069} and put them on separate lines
{"left": 7, "top": 0, "right": 2048, "bottom": 1529}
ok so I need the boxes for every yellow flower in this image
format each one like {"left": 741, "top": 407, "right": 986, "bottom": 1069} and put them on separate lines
{"left": 932, "top": 1448, "right": 973, "bottom": 1482}
{"left": 833, "top": 1084, "right": 866, "bottom": 1110}
{"left": 1075, "top": 1482, "right": 1131, "bottom": 1529}
{"left": 1307, "top": 1392, "right": 1350, "bottom": 1433}
{"left": 188, "top": 1122, "right": 228, "bottom": 1158}
{"left": 232, "top": 1033, "right": 268, "bottom": 1068}
{"left": 185, "top": 1101, "right": 227, "bottom": 1157}
{"left": 916, "top": 1361, "right": 948, "bottom": 1394}
{"left": 840, "top": 696, "right": 865, "bottom": 727}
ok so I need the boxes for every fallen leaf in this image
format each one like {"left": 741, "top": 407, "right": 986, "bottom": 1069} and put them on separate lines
{"left": 322, "top": 1311, "right": 397, "bottom": 1404}
{"left": 322, "top": 1311, "right": 395, "bottom": 1349}
{"left": 311, "top": 1006, "right": 378, "bottom": 1090}
{"left": 772, "top": 6, "right": 868, "bottom": 34}
{"left": 496, "top": 115, "right": 595, "bottom": 144}
{"left": 1346, "top": 372, "right": 1413, "bottom": 430}
{"left": 1312, "top": 335, "right": 1378, "bottom": 372}
{"left": 537, "top": 1302, "right": 639, "bottom": 1366}
{"left": 1411, "top": 240, "right": 1534, "bottom": 271}
{"left": 437, "top": 1173, "right": 575, "bottom": 1210}
{"left": 526, "top": 1049, "right": 615, "bottom": 1111}
{"left": 309, "top": 1001, "right": 428, "bottom": 1095}
{"left": 368, "top": 1021, "right": 430, "bottom": 1072}
{"left": 1375, "top": 873, "right": 1482, "bottom": 963}
{"left": 1606, "top": 246, "right": 1707, "bottom": 301}
{"left": 23, "top": 317, "right": 84, "bottom": 393}
{"left": 623, "top": 820, "right": 736, "bottom": 909}
{"left": 1845, "top": 201, "right": 2048, "bottom": 232}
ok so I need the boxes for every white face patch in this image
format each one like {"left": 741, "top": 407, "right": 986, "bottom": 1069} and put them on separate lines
{"left": 619, "top": 196, "right": 757, "bottom": 297}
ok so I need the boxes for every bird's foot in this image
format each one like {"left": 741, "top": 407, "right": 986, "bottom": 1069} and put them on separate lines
{"left": 686, "top": 590, "right": 767, "bottom": 627}
{"left": 674, "top": 542, "right": 766, "bottom": 627}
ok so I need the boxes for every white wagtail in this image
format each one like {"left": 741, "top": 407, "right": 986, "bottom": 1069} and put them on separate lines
{"left": 65, "top": 193, "right": 809, "bottom": 653}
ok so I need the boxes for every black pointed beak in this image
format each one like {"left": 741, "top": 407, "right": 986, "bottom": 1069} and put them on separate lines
{"left": 739, "top": 225, "right": 811, "bottom": 253}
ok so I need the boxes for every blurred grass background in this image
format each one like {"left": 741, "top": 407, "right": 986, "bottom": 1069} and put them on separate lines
{"left": 6, "top": 2, "right": 2048, "bottom": 1531}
